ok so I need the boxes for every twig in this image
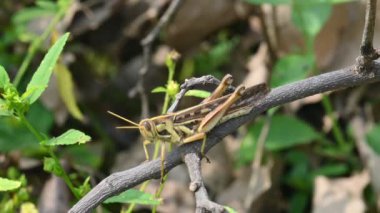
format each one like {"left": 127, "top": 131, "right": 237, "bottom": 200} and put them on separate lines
{"left": 257, "top": 6, "right": 278, "bottom": 62}
{"left": 244, "top": 113, "right": 271, "bottom": 209}
{"left": 140, "top": 0, "right": 183, "bottom": 46}
{"left": 169, "top": 75, "right": 234, "bottom": 212}
{"left": 168, "top": 75, "right": 234, "bottom": 112}
{"left": 357, "top": 0, "right": 379, "bottom": 71}
{"left": 129, "top": 0, "right": 183, "bottom": 118}
{"left": 184, "top": 153, "right": 225, "bottom": 213}
{"left": 70, "top": 62, "right": 380, "bottom": 213}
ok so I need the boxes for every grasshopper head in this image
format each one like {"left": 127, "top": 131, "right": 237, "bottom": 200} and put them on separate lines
{"left": 139, "top": 119, "right": 156, "bottom": 140}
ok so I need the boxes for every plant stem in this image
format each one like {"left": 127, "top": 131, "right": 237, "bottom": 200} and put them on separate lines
{"left": 321, "top": 95, "right": 346, "bottom": 148}
{"left": 13, "top": 6, "right": 67, "bottom": 87}
{"left": 19, "top": 113, "right": 81, "bottom": 199}
{"left": 125, "top": 141, "right": 162, "bottom": 213}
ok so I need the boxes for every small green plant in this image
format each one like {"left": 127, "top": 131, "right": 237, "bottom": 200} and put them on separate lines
{"left": 0, "top": 32, "right": 91, "bottom": 211}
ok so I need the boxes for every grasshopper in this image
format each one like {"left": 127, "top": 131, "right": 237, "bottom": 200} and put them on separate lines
{"left": 108, "top": 74, "right": 269, "bottom": 180}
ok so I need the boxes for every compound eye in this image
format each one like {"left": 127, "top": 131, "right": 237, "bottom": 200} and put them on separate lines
{"left": 142, "top": 121, "right": 151, "bottom": 132}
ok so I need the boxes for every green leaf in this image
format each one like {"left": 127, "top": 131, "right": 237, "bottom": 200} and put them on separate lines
{"left": 0, "top": 65, "right": 10, "bottom": 88}
{"left": 104, "top": 189, "right": 161, "bottom": 205}
{"left": 0, "top": 177, "right": 21, "bottom": 191}
{"left": 266, "top": 115, "right": 320, "bottom": 150}
{"left": 366, "top": 124, "right": 380, "bottom": 155}
{"left": 64, "top": 145, "right": 102, "bottom": 168}
{"left": 236, "top": 128, "right": 258, "bottom": 167}
{"left": 56, "top": 64, "right": 84, "bottom": 121}
{"left": 312, "top": 163, "right": 349, "bottom": 177}
{"left": 270, "top": 54, "right": 314, "bottom": 87}
{"left": 0, "top": 102, "right": 53, "bottom": 152}
{"left": 20, "top": 202, "right": 38, "bottom": 213}
{"left": 285, "top": 151, "right": 312, "bottom": 190}
{"left": 244, "top": 0, "right": 291, "bottom": 5}
{"left": 249, "top": 115, "right": 320, "bottom": 151}
{"left": 43, "top": 157, "right": 64, "bottom": 177}
{"left": 290, "top": 192, "right": 308, "bottom": 213}
{"left": 185, "top": 89, "right": 211, "bottom": 98}
{"left": 23, "top": 33, "right": 69, "bottom": 104}
{"left": 36, "top": 0, "right": 59, "bottom": 11}
{"left": 151, "top": 86, "right": 167, "bottom": 93}
{"left": 194, "top": 34, "right": 238, "bottom": 76}
{"left": 26, "top": 101, "right": 54, "bottom": 134}
{"left": 0, "top": 99, "right": 11, "bottom": 116}
{"left": 74, "top": 176, "right": 91, "bottom": 197}
{"left": 13, "top": 8, "right": 56, "bottom": 25}
{"left": 301, "top": 0, "right": 353, "bottom": 3}
{"left": 292, "top": 1, "right": 332, "bottom": 44}
{"left": 42, "top": 129, "right": 91, "bottom": 146}
{"left": 224, "top": 206, "right": 238, "bottom": 213}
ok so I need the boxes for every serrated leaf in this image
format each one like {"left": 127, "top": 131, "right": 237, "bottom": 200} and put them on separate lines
{"left": 56, "top": 64, "right": 84, "bottom": 121}
{"left": 366, "top": 124, "right": 380, "bottom": 155}
{"left": 151, "top": 86, "right": 167, "bottom": 93}
{"left": 42, "top": 129, "right": 91, "bottom": 146}
{"left": 0, "top": 177, "right": 21, "bottom": 191}
{"left": 104, "top": 189, "right": 161, "bottom": 205}
{"left": 43, "top": 157, "right": 64, "bottom": 177}
{"left": 0, "top": 65, "right": 10, "bottom": 88}
{"left": 23, "top": 33, "right": 69, "bottom": 104}
{"left": 185, "top": 89, "right": 211, "bottom": 98}
{"left": 271, "top": 54, "right": 314, "bottom": 87}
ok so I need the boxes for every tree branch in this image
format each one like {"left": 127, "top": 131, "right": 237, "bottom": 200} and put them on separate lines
{"left": 183, "top": 153, "right": 225, "bottom": 213}
{"left": 70, "top": 62, "right": 380, "bottom": 213}
{"left": 129, "top": 0, "right": 183, "bottom": 118}
{"left": 357, "top": 0, "right": 379, "bottom": 70}
{"left": 168, "top": 74, "right": 235, "bottom": 112}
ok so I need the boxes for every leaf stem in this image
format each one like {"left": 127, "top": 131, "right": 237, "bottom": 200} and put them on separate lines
{"left": 19, "top": 113, "right": 81, "bottom": 199}
{"left": 127, "top": 63, "right": 175, "bottom": 213}
{"left": 321, "top": 95, "right": 346, "bottom": 148}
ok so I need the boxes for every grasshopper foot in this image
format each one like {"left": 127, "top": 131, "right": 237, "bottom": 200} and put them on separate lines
{"left": 202, "top": 154, "right": 211, "bottom": 163}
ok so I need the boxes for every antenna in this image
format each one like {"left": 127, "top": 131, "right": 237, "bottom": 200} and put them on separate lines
{"left": 116, "top": 126, "right": 140, "bottom": 129}
{"left": 107, "top": 111, "right": 139, "bottom": 126}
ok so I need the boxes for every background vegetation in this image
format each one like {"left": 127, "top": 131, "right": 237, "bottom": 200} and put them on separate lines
{"left": 0, "top": 0, "right": 379, "bottom": 212}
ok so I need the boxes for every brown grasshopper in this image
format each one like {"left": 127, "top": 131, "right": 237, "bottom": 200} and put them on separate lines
{"left": 108, "top": 74, "right": 269, "bottom": 179}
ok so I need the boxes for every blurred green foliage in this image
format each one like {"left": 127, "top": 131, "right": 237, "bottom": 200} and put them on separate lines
{"left": 0, "top": 16, "right": 91, "bottom": 210}
{"left": 104, "top": 189, "right": 162, "bottom": 206}
{"left": 238, "top": 0, "right": 359, "bottom": 212}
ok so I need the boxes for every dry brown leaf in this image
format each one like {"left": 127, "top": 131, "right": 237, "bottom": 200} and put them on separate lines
{"left": 313, "top": 171, "right": 369, "bottom": 213}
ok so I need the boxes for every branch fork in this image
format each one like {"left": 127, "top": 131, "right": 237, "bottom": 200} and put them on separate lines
{"left": 69, "top": 1, "right": 380, "bottom": 212}
{"left": 356, "top": 0, "right": 379, "bottom": 72}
